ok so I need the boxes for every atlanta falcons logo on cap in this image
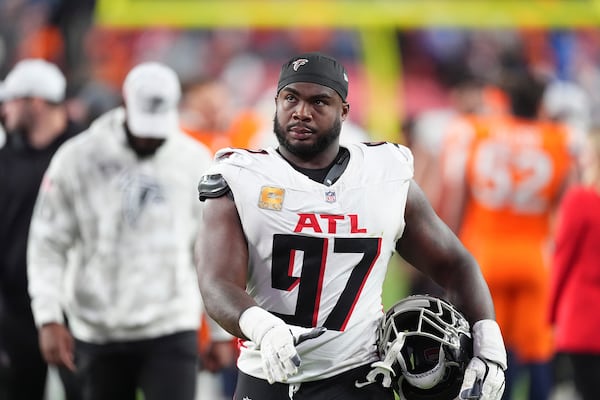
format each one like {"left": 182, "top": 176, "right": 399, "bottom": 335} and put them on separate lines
{"left": 292, "top": 58, "right": 309, "bottom": 71}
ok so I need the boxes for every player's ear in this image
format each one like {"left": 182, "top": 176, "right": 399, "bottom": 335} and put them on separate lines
{"left": 341, "top": 102, "right": 350, "bottom": 121}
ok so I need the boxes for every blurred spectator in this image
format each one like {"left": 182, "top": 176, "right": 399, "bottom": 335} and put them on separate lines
{"left": 12, "top": 2, "right": 64, "bottom": 66}
{"left": 179, "top": 75, "right": 263, "bottom": 153}
{"left": 438, "top": 70, "right": 577, "bottom": 400}
{"left": 540, "top": 79, "right": 591, "bottom": 165}
{"left": 26, "top": 62, "right": 233, "bottom": 400}
{"left": 541, "top": 80, "right": 590, "bottom": 128}
{"left": 0, "top": 58, "right": 82, "bottom": 400}
{"left": 179, "top": 74, "right": 260, "bottom": 398}
{"left": 179, "top": 76, "right": 236, "bottom": 153}
{"left": 549, "top": 127, "right": 600, "bottom": 400}
{"left": 411, "top": 68, "right": 487, "bottom": 211}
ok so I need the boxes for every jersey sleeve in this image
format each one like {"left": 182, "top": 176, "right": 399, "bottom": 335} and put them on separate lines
{"left": 366, "top": 142, "right": 415, "bottom": 181}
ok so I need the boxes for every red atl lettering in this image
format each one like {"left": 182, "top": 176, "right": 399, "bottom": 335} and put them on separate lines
{"left": 320, "top": 214, "right": 345, "bottom": 233}
{"left": 293, "top": 213, "right": 367, "bottom": 234}
{"left": 294, "top": 214, "right": 322, "bottom": 233}
{"left": 349, "top": 214, "right": 367, "bottom": 233}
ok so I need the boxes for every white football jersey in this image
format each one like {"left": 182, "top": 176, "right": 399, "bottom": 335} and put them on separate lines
{"left": 206, "top": 142, "right": 414, "bottom": 382}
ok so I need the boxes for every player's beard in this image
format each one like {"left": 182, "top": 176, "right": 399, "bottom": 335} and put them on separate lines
{"left": 273, "top": 112, "right": 341, "bottom": 160}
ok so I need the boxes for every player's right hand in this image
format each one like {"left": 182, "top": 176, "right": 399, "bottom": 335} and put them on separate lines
{"left": 238, "top": 306, "right": 326, "bottom": 384}
{"left": 259, "top": 325, "right": 326, "bottom": 384}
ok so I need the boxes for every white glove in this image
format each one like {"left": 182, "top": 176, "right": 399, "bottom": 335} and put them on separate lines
{"left": 459, "top": 319, "right": 507, "bottom": 400}
{"left": 239, "top": 306, "right": 326, "bottom": 384}
{"left": 259, "top": 324, "right": 301, "bottom": 384}
{"left": 459, "top": 357, "right": 505, "bottom": 400}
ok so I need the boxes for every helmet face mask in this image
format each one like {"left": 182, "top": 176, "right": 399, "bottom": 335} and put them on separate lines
{"left": 378, "top": 295, "right": 473, "bottom": 399}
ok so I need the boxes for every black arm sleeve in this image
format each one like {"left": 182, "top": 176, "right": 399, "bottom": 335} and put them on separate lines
{"left": 198, "top": 174, "right": 231, "bottom": 201}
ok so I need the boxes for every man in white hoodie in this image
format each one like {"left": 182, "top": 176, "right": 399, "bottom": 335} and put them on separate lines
{"left": 27, "top": 62, "right": 226, "bottom": 400}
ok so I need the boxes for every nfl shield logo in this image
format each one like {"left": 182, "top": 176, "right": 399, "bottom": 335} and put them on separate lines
{"left": 325, "top": 190, "right": 336, "bottom": 203}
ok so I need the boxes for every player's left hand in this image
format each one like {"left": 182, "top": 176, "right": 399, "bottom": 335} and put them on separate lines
{"left": 459, "top": 357, "right": 505, "bottom": 400}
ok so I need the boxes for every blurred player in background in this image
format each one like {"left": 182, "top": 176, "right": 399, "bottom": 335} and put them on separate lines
{"left": 180, "top": 76, "right": 262, "bottom": 153}
{"left": 439, "top": 70, "right": 577, "bottom": 400}
{"left": 408, "top": 68, "right": 491, "bottom": 298}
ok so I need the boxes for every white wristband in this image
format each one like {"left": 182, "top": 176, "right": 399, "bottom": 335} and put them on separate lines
{"left": 239, "top": 306, "right": 286, "bottom": 345}
{"left": 472, "top": 319, "right": 507, "bottom": 370}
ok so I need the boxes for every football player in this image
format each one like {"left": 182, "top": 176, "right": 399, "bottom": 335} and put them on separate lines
{"left": 196, "top": 52, "right": 507, "bottom": 400}
{"left": 438, "top": 69, "right": 577, "bottom": 399}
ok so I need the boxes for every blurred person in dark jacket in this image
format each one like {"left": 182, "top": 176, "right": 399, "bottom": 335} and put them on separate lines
{"left": 0, "top": 58, "right": 82, "bottom": 400}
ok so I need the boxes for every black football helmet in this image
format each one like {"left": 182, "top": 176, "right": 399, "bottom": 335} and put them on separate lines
{"left": 377, "top": 295, "right": 473, "bottom": 400}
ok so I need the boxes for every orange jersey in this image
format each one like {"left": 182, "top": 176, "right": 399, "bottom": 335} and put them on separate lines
{"left": 442, "top": 114, "right": 574, "bottom": 361}
{"left": 445, "top": 114, "right": 573, "bottom": 268}
{"left": 182, "top": 110, "right": 263, "bottom": 154}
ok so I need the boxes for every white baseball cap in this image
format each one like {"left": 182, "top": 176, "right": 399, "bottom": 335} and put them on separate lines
{"left": 3, "top": 59, "right": 66, "bottom": 102}
{"left": 123, "top": 62, "right": 181, "bottom": 139}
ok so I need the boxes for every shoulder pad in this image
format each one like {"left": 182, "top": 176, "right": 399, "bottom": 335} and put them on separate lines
{"left": 198, "top": 173, "right": 231, "bottom": 202}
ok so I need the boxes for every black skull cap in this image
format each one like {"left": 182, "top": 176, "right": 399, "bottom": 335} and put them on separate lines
{"left": 277, "top": 52, "right": 349, "bottom": 101}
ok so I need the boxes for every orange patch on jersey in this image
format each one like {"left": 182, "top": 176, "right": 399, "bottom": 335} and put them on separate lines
{"left": 258, "top": 186, "right": 285, "bottom": 211}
